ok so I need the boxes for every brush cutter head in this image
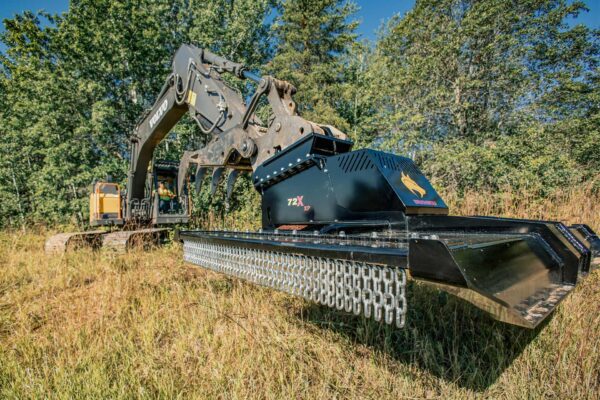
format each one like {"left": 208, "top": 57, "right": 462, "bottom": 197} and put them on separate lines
{"left": 181, "top": 133, "right": 598, "bottom": 328}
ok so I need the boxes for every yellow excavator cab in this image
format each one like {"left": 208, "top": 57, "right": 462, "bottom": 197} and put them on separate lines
{"left": 89, "top": 182, "right": 124, "bottom": 226}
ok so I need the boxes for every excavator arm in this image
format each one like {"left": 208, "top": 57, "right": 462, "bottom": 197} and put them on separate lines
{"left": 126, "top": 44, "right": 346, "bottom": 218}
{"left": 127, "top": 44, "right": 253, "bottom": 217}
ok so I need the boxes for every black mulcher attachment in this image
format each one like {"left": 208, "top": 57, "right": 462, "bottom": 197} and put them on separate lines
{"left": 181, "top": 132, "right": 599, "bottom": 330}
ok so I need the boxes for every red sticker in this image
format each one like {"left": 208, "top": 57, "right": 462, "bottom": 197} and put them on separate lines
{"left": 413, "top": 199, "right": 437, "bottom": 206}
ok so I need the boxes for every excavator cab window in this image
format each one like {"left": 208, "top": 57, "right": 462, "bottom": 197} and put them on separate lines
{"left": 151, "top": 160, "right": 185, "bottom": 215}
{"left": 96, "top": 183, "right": 119, "bottom": 195}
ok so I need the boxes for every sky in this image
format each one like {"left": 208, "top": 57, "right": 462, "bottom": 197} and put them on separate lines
{"left": 0, "top": 0, "right": 599, "bottom": 46}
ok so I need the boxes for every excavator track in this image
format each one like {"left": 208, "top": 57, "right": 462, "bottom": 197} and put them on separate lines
{"left": 45, "top": 228, "right": 169, "bottom": 254}
{"left": 44, "top": 231, "right": 106, "bottom": 254}
{"left": 102, "top": 228, "right": 169, "bottom": 253}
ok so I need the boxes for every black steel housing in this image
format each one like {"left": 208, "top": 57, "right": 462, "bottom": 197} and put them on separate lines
{"left": 254, "top": 134, "right": 448, "bottom": 229}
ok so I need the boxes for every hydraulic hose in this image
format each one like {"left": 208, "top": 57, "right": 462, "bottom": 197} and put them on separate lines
{"left": 192, "top": 110, "right": 224, "bottom": 135}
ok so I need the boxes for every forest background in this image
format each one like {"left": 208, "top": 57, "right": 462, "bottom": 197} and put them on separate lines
{"left": 0, "top": 0, "right": 598, "bottom": 230}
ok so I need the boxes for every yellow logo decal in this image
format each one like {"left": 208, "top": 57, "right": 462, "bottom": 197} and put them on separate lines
{"left": 401, "top": 172, "right": 426, "bottom": 198}
{"left": 186, "top": 90, "right": 197, "bottom": 106}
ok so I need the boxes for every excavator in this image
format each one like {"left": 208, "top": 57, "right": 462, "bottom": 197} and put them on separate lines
{"left": 44, "top": 160, "right": 189, "bottom": 252}
{"left": 46, "top": 44, "right": 600, "bottom": 329}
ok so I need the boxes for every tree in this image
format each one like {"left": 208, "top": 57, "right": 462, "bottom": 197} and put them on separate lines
{"left": 365, "top": 0, "right": 599, "bottom": 192}
{"left": 0, "top": 11, "right": 94, "bottom": 225}
{"left": 268, "top": 0, "right": 359, "bottom": 131}
{"left": 368, "top": 0, "right": 598, "bottom": 143}
{"left": 1, "top": 0, "right": 598, "bottom": 227}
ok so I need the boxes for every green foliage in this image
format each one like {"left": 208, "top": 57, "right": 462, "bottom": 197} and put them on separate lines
{"left": 423, "top": 126, "right": 583, "bottom": 195}
{"left": 361, "top": 0, "right": 600, "bottom": 194}
{"left": 335, "top": 42, "right": 379, "bottom": 147}
{"left": 268, "top": 0, "right": 359, "bottom": 130}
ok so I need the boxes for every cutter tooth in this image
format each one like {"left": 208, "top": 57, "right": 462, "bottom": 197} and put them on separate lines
{"left": 177, "top": 153, "right": 193, "bottom": 198}
{"left": 225, "top": 170, "right": 241, "bottom": 210}
{"left": 195, "top": 166, "right": 207, "bottom": 194}
{"left": 226, "top": 170, "right": 241, "bottom": 201}
{"left": 210, "top": 167, "right": 225, "bottom": 196}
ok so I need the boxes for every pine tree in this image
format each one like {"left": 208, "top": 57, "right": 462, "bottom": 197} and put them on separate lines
{"left": 268, "top": 0, "right": 358, "bottom": 130}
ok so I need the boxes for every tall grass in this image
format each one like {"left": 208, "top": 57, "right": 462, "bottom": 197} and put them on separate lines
{"left": 441, "top": 179, "right": 600, "bottom": 228}
{"left": 0, "top": 187, "right": 598, "bottom": 399}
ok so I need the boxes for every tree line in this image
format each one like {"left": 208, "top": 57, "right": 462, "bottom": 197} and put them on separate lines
{"left": 0, "top": 0, "right": 598, "bottom": 227}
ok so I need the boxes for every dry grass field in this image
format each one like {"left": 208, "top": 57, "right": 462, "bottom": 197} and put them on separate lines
{"left": 1, "top": 186, "right": 599, "bottom": 399}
